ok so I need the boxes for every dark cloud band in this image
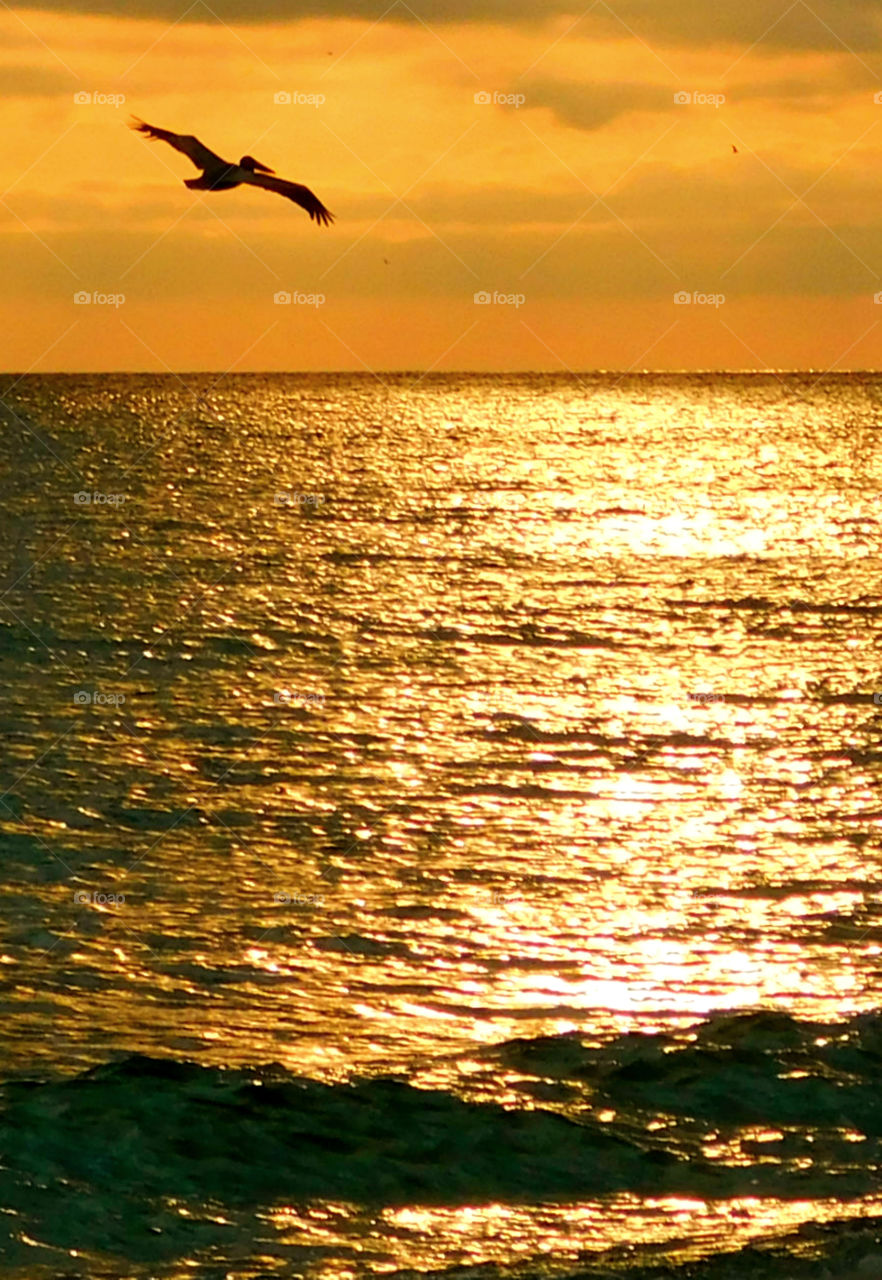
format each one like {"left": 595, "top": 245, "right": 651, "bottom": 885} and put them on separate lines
{"left": 22, "top": 0, "right": 882, "bottom": 52}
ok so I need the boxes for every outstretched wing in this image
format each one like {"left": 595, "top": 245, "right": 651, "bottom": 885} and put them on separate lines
{"left": 129, "top": 117, "right": 224, "bottom": 171}
{"left": 240, "top": 170, "right": 335, "bottom": 225}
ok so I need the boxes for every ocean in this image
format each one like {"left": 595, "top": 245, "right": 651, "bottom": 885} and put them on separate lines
{"left": 1, "top": 371, "right": 882, "bottom": 1278}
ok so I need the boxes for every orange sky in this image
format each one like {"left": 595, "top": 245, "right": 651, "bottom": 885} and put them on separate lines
{"left": 4, "top": 1, "right": 882, "bottom": 371}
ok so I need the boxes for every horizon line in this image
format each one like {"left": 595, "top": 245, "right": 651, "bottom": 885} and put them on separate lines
{"left": 2, "top": 368, "right": 881, "bottom": 378}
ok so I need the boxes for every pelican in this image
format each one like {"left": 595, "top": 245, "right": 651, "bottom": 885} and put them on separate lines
{"left": 129, "top": 117, "right": 334, "bottom": 226}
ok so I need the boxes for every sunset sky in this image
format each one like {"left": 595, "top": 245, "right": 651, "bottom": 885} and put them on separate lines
{"left": 4, "top": 0, "right": 882, "bottom": 370}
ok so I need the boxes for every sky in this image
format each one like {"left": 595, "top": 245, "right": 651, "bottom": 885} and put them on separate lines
{"left": 3, "top": 0, "right": 882, "bottom": 371}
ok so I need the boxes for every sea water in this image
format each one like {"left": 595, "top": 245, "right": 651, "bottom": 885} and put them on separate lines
{"left": 1, "top": 372, "right": 882, "bottom": 1278}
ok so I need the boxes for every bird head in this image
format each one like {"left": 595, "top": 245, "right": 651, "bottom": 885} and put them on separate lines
{"left": 239, "top": 155, "right": 275, "bottom": 174}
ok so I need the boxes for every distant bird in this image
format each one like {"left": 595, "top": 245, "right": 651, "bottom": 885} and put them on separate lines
{"left": 129, "top": 117, "right": 334, "bottom": 225}
{"left": 731, "top": 144, "right": 739, "bottom": 153}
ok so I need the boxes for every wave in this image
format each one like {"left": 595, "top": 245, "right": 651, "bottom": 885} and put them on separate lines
{"left": 4, "top": 1009, "right": 882, "bottom": 1268}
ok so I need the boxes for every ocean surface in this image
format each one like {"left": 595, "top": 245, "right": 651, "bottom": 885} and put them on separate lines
{"left": 1, "top": 371, "right": 882, "bottom": 1278}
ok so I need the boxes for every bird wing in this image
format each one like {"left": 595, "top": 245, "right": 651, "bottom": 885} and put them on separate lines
{"left": 239, "top": 169, "right": 335, "bottom": 225}
{"left": 129, "top": 117, "right": 225, "bottom": 171}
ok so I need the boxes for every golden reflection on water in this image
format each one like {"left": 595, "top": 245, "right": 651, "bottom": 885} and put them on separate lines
{"left": 261, "top": 1194, "right": 882, "bottom": 1276}
{"left": 3, "top": 374, "right": 882, "bottom": 1274}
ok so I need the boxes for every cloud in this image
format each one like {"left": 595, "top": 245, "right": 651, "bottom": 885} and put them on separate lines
{"left": 5, "top": 154, "right": 882, "bottom": 303}
{"left": 524, "top": 80, "right": 675, "bottom": 131}
{"left": 0, "top": 65, "right": 79, "bottom": 96}
{"left": 521, "top": 70, "right": 866, "bottom": 136}
{"left": 728, "top": 73, "right": 868, "bottom": 106}
{"left": 8, "top": 0, "right": 546, "bottom": 22}
{"left": 13, "top": 0, "right": 882, "bottom": 53}
{"left": 588, "top": 0, "right": 882, "bottom": 53}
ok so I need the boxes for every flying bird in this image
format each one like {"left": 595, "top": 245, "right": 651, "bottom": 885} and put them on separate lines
{"left": 129, "top": 117, "right": 334, "bottom": 226}
{"left": 731, "top": 144, "right": 739, "bottom": 153}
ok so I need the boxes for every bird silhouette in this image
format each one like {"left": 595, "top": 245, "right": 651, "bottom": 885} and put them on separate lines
{"left": 129, "top": 117, "right": 334, "bottom": 225}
